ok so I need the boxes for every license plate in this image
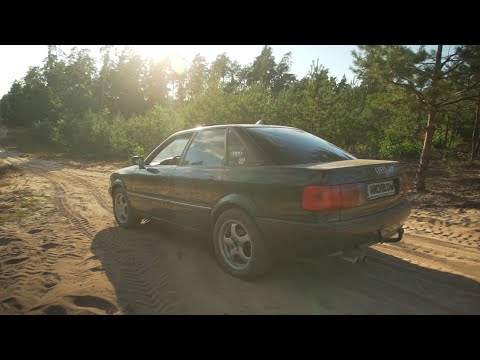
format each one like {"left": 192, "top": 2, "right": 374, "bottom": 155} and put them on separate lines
{"left": 367, "top": 180, "right": 395, "bottom": 200}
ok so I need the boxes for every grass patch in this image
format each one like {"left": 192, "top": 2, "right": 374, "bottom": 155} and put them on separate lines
{"left": 441, "top": 158, "right": 464, "bottom": 175}
{"left": 0, "top": 209, "right": 34, "bottom": 222}
{"left": 17, "top": 209, "right": 33, "bottom": 218}
{"left": 20, "top": 199, "right": 36, "bottom": 208}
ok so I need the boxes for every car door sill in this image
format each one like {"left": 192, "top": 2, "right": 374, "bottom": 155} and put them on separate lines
{"left": 128, "top": 191, "right": 170, "bottom": 204}
{"left": 136, "top": 211, "right": 209, "bottom": 234}
{"left": 170, "top": 199, "right": 212, "bottom": 210}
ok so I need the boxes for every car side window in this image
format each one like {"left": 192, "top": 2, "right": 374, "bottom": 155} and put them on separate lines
{"left": 182, "top": 129, "right": 226, "bottom": 166}
{"left": 227, "top": 129, "right": 253, "bottom": 166}
{"left": 149, "top": 136, "right": 191, "bottom": 166}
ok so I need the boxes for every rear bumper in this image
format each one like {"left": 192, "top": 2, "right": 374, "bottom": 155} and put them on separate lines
{"left": 256, "top": 199, "right": 411, "bottom": 256}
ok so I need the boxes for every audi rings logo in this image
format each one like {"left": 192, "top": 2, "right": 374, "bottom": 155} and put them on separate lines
{"left": 375, "top": 166, "right": 388, "bottom": 175}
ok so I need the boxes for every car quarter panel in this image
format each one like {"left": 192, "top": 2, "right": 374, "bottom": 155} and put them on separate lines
{"left": 211, "top": 194, "right": 260, "bottom": 219}
{"left": 221, "top": 166, "right": 324, "bottom": 223}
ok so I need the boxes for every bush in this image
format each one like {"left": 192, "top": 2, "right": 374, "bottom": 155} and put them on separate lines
{"left": 129, "top": 144, "right": 146, "bottom": 158}
{"left": 52, "top": 118, "right": 68, "bottom": 148}
{"left": 48, "top": 105, "right": 184, "bottom": 161}
{"left": 32, "top": 118, "right": 54, "bottom": 144}
{"left": 89, "top": 111, "right": 115, "bottom": 157}
{"left": 379, "top": 138, "right": 422, "bottom": 159}
{"left": 126, "top": 105, "right": 183, "bottom": 153}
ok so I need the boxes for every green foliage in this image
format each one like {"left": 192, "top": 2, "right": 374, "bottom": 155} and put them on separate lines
{"left": 379, "top": 138, "right": 422, "bottom": 159}
{"left": 129, "top": 144, "right": 146, "bottom": 159}
{"left": 52, "top": 112, "right": 93, "bottom": 153}
{"left": 1, "top": 45, "right": 478, "bottom": 166}
{"left": 17, "top": 209, "right": 34, "bottom": 218}
{"left": 20, "top": 199, "right": 36, "bottom": 208}
{"left": 32, "top": 119, "right": 54, "bottom": 144}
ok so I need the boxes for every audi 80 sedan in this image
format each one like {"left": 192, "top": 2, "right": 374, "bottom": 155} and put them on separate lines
{"left": 109, "top": 123, "right": 411, "bottom": 279}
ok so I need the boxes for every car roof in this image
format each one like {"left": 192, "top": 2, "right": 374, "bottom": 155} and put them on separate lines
{"left": 171, "top": 124, "right": 296, "bottom": 137}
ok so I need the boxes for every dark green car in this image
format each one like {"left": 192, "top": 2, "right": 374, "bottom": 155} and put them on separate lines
{"left": 109, "top": 124, "right": 411, "bottom": 279}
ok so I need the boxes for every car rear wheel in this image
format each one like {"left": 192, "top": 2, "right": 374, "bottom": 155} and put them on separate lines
{"left": 113, "top": 188, "right": 141, "bottom": 228}
{"left": 213, "top": 209, "right": 272, "bottom": 279}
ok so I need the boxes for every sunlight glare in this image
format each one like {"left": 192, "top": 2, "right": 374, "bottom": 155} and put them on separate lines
{"left": 131, "top": 45, "right": 229, "bottom": 74}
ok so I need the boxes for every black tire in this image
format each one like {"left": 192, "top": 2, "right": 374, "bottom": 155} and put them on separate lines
{"left": 112, "top": 187, "right": 141, "bottom": 228}
{"left": 213, "top": 209, "right": 272, "bottom": 279}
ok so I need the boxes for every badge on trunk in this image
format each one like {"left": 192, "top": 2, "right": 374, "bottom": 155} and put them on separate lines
{"left": 375, "top": 166, "right": 387, "bottom": 175}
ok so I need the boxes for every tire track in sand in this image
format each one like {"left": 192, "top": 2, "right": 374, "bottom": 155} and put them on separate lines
{"left": 0, "top": 151, "right": 183, "bottom": 314}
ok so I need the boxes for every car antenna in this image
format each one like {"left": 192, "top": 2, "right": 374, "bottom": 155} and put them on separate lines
{"left": 256, "top": 119, "right": 268, "bottom": 125}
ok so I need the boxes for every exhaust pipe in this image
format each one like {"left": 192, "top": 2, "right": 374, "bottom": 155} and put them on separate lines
{"left": 379, "top": 227, "right": 404, "bottom": 243}
{"left": 332, "top": 227, "right": 405, "bottom": 265}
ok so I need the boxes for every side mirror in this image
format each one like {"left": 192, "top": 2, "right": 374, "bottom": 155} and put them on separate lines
{"left": 132, "top": 156, "right": 145, "bottom": 169}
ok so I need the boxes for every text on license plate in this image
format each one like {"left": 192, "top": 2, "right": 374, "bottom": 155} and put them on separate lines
{"left": 367, "top": 180, "right": 395, "bottom": 200}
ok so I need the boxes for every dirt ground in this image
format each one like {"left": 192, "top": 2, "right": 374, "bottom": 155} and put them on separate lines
{"left": 1, "top": 141, "right": 479, "bottom": 314}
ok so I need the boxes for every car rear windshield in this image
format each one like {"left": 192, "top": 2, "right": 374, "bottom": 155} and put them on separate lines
{"left": 245, "top": 127, "right": 355, "bottom": 165}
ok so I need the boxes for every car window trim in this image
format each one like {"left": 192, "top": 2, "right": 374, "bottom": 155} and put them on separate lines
{"left": 179, "top": 128, "right": 227, "bottom": 168}
{"left": 226, "top": 127, "right": 252, "bottom": 167}
{"left": 235, "top": 127, "right": 273, "bottom": 166}
{"left": 145, "top": 133, "right": 194, "bottom": 166}
{"left": 243, "top": 127, "right": 354, "bottom": 165}
{"left": 178, "top": 132, "right": 197, "bottom": 166}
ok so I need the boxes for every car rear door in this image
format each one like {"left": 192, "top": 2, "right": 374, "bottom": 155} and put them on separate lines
{"left": 169, "top": 128, "right": 226, "bottom": 231}
{"left": 129, "top": 134, "right": 192, "bottom": 221}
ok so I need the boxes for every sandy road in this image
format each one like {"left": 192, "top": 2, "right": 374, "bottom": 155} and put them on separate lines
{"left": 1, "top": 149, "right": 479, "bottom": 314}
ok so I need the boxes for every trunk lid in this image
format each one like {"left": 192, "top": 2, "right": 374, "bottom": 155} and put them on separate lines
{"left": 303, "top": 159, "right": 401, "bottom": 183}
{"left": 303, "top": 159, "right": 407, "bottom": 221}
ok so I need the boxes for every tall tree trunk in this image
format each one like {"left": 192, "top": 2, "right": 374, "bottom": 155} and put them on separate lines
{"left": 474, "top": 124, "right": 480, "bottom": 159}
{"left": 416, "top": 109, "right": 437, "bottom": 190}
{"left": 471, "top": 95, "right": 480, "bottom": 162}
{"left": 443, "top": 112, "right": 450, "bottom": 160}
{"left": 450, "top": 124, "right": 457, "bottom": 149}
{"left": 416, "top": 45, "right": 443, "bottom": 191}
{"left": 100, "top": 76, "right": 105, "bottom": 109}
{"left": 476, "top": 132, "right": 480, "bottom": 158}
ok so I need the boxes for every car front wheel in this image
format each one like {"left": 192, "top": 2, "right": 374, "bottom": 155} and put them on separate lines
{"left": 213, "top": 209, "right": 272, "bottom": 279}
{"left": 113, "top": 187, "right": 140, "bottom": 228}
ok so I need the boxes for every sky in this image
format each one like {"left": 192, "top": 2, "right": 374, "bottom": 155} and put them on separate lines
{"left": 0, "top": 45, "right": 359, "bottom": 97}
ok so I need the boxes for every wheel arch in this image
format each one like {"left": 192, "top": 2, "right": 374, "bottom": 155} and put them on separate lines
{"left": 111, "top": 179, "right": 127, "bottom": 196}
{"left": 211, "top": 194, "right": 260, "bottom": 230}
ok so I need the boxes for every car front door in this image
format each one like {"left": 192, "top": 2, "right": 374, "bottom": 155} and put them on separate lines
{"left": 170, "top": 128, "right": 226, "bottom": 231}
{"left": 129, "top": 134, "right": 192, "bottom": 221}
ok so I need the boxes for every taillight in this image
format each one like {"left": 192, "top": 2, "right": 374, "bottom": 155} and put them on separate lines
{"left": 340, "top": 184, "right": 363, "bottom": 208}
{"left": 400, "top": 173, "right": 408, "bottom": 194}
{"left": 302, "top": 184, "right": 364, "bottom": 211}
{"left": 302, "top": 185, "right": 341, "bottom": 211}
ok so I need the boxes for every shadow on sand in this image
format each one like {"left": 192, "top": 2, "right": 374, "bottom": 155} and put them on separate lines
{"left": 91, "top": 221, "right": 480, "bottom": 314}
